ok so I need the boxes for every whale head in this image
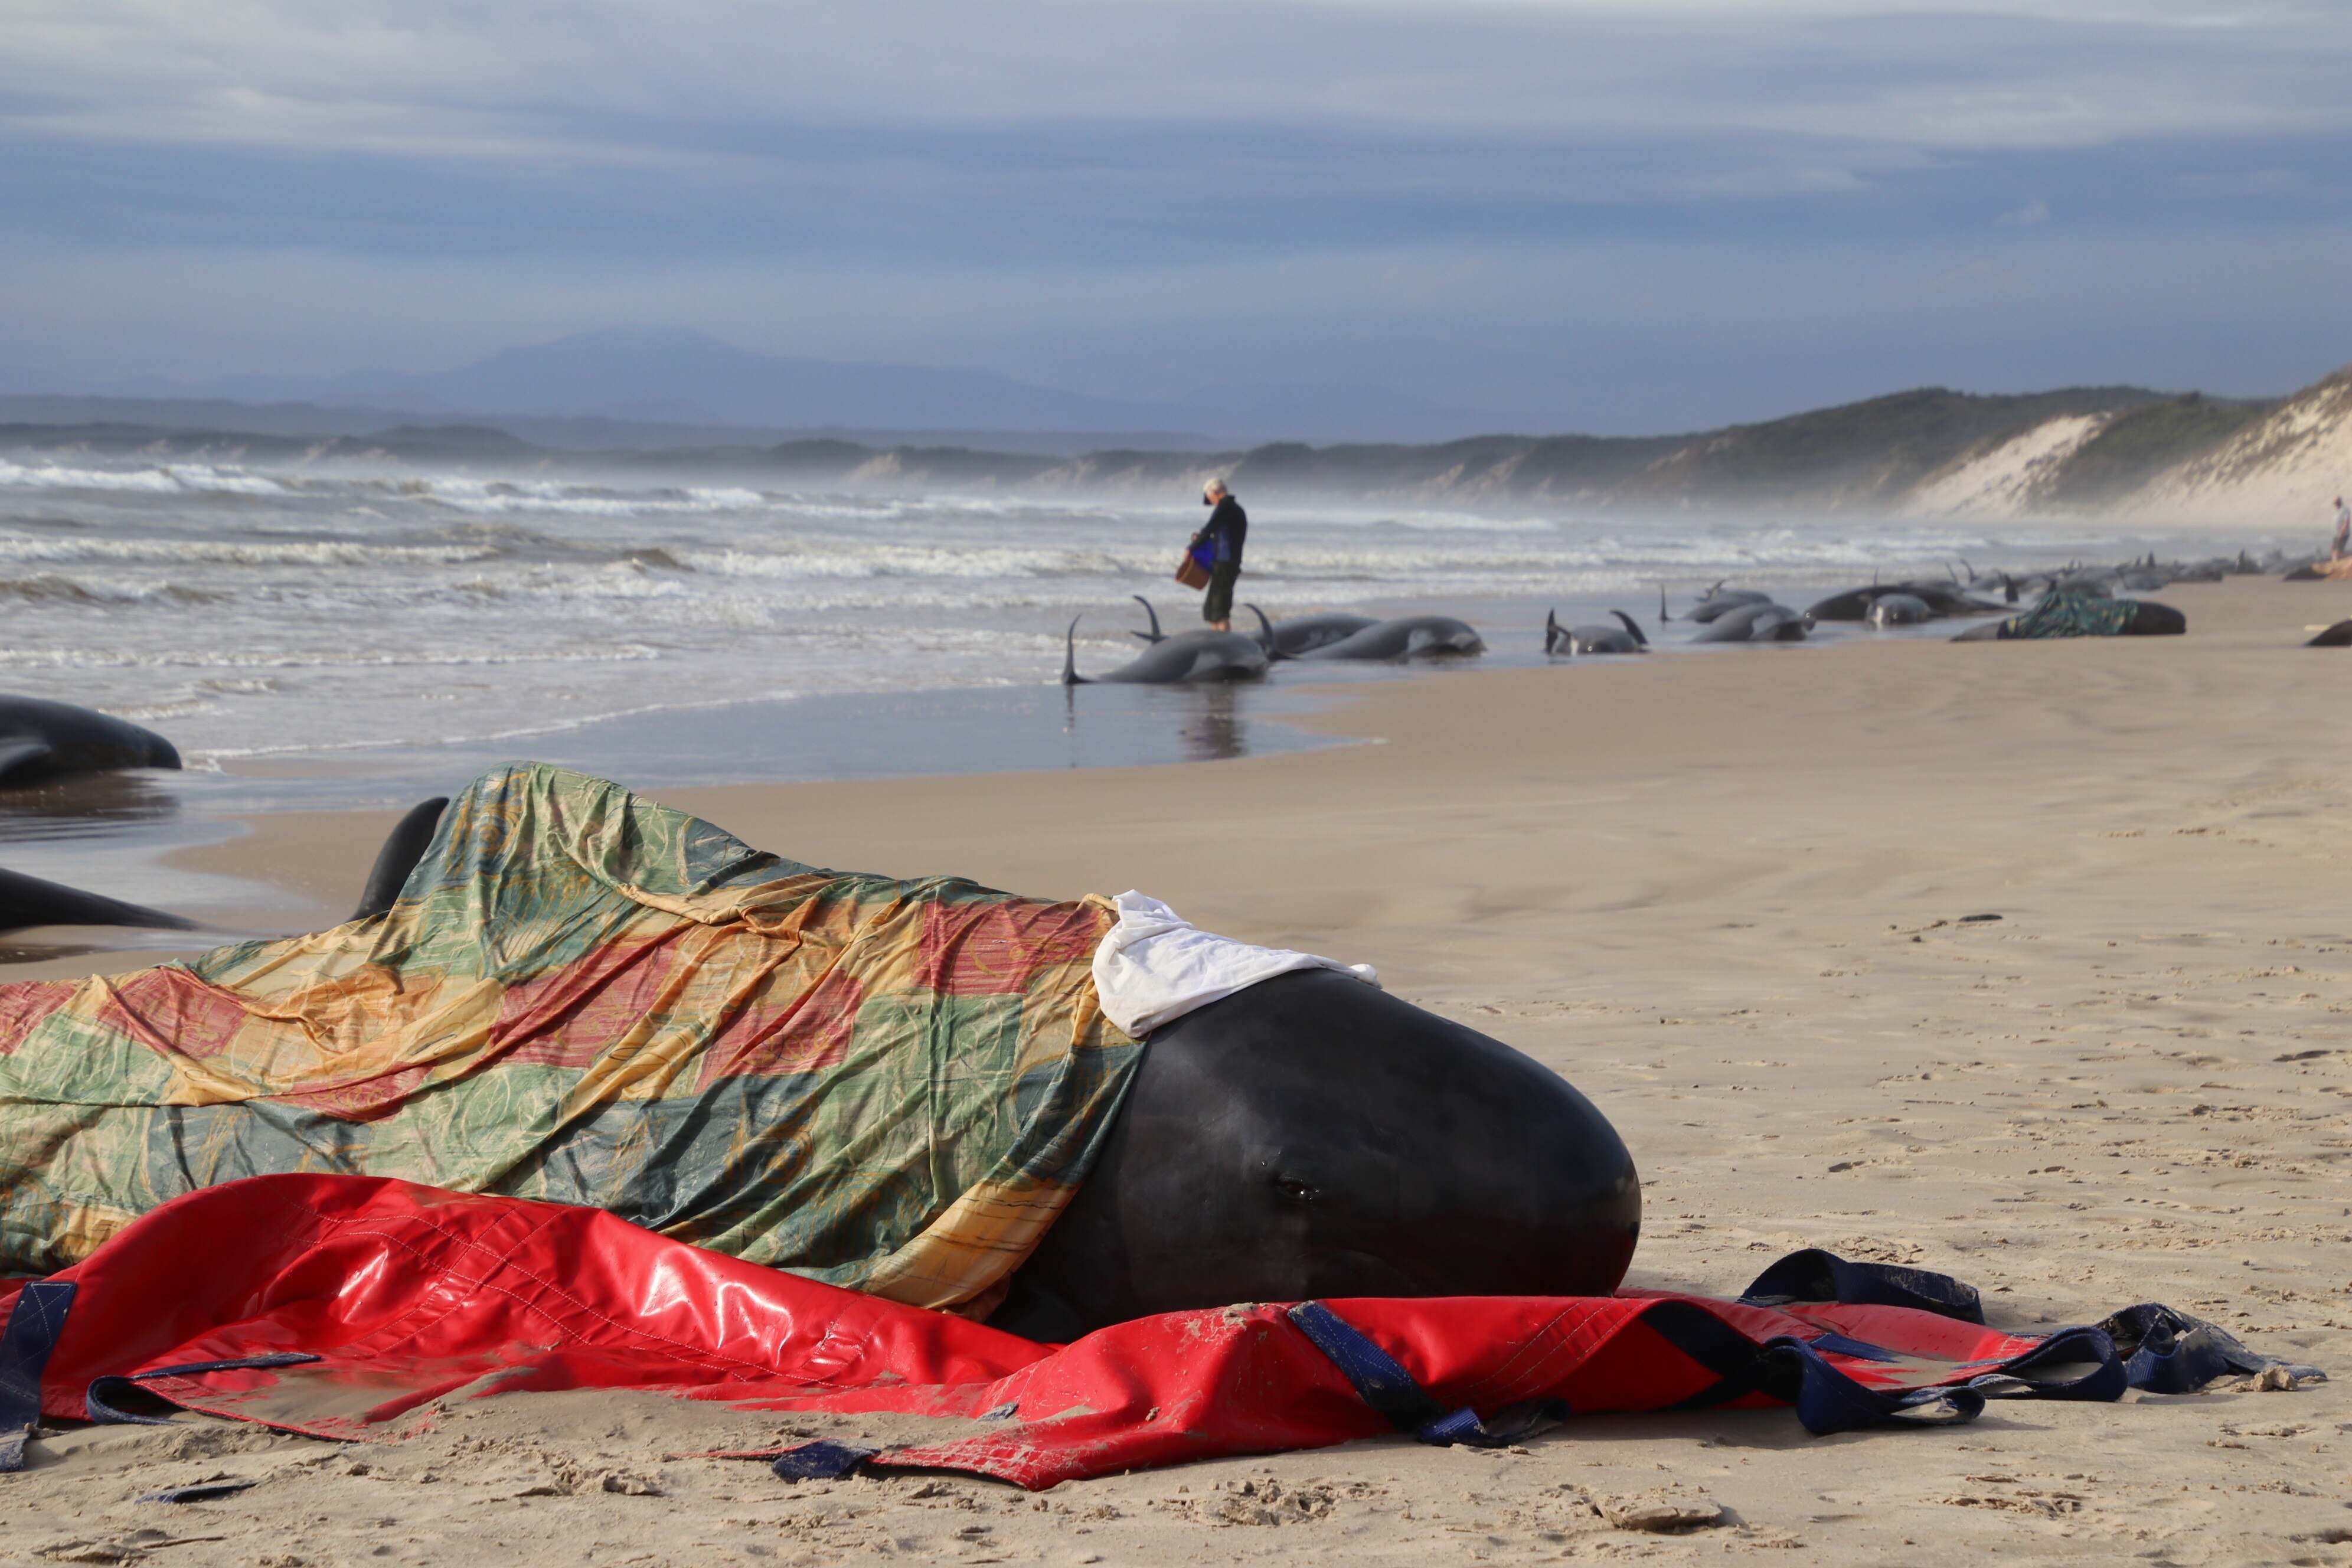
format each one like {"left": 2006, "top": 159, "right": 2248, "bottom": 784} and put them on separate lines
{"left": 998, "top": 968, "right": 1641, "bottom": 1335}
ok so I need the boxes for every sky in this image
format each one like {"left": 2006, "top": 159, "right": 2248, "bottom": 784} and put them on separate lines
{"left": 3, "top": 0, "right": 2348, "bottom": 434}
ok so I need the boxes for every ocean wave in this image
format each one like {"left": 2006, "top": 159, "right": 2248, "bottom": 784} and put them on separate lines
{"left": 0, "top": 459, "right": 288, "bottom": 497}
{"left": 416, "top": 478, "right": 766, "bottom": 516}
{"left": 0, "top": 532, "right": 503, "bottom": 569}
{"left": 0, "top": 573, "right": 227, "bottom": 606}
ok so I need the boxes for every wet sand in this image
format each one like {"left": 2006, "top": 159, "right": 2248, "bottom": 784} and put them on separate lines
{"left": 9, "top": 575, "right": 2352, "bottom": 1564}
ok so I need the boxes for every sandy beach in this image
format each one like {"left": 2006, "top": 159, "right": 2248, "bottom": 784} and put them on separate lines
{"left": 8, "top": 574, "right": 2352, "bottom": 1566}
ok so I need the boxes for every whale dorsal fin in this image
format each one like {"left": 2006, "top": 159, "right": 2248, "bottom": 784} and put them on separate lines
{"left": 1611, "top": 609, "right": 1647, "bottom": 647}
{"left": 1062, "top": 616, "right": 1089, "bottom": 685}
{"left": 1131, "top": 595, "right": 1164, "bottom": 643}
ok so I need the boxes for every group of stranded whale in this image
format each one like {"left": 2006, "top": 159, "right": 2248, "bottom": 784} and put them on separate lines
{"left": 1536, "top": 553, "right": 2256, "bottom": 655}
{"left": 7, "top": 540, "right": 2346, "bottom": 931}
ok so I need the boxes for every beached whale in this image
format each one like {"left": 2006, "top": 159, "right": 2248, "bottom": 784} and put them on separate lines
{"left": 1949, "top": 591, "right": 2186, "bottom": 641}
{"left": 993, "top": 965, "right": 1641, "bottom": 1336}
{"left": 0, "top": 697, "right": 182, "bottom": 788}
{"left": 1807, "top": 583, "right": 2003, "bottom": 623}
{"left": 1061, "top": 615, "right": 1269, "bottom": 684}
{"left": 352, "top": 796, "right": 450, "bottom": 920}
{"left": 1544, "top": 609, "right": 1647, "bottom": 655}
{"left": 1864, "top": 593, "right": 1932, "bottom": 628}
{"left": 1243, "top": 605, "right": 1380, "bottom": 659}
{"left": 2307, "top": 619, "right": 2352, "bottom": 647}
{"left": 1677, "top": 585, "right": 1773, "bottom": 624}
{"left": 1294, "top": 615, "right": 1485, "bottom": 661}
{"left": 1690, "top": 602, "right": 1811, "bottom": 643}
{"left": 0, "top": 866, "right": 197, "bottom": 935}
{"left": 0, "top": 764, "right": 1642, "bottom": 1341}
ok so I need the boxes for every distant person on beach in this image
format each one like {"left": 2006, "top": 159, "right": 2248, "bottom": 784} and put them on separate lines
{"left": 2334, "top": 495, "right": 2350, "bottom": 561}
{"left": 1191, "top": 479, "right": 1248, "bottom": 630}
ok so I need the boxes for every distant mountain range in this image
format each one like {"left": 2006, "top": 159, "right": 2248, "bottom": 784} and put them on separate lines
{"left": 3, "top": 359, "right": 2344, "bottom": 522}
{"left": 0, "top": 327, "right": 1514, "bottom": 448}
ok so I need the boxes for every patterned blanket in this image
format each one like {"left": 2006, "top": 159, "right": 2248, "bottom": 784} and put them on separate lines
{"left": 1999, "top": 589, "right": 2141, "bottom": 639}
{"left": 0, "top": 763, "right": 1142, "bottom": 1314}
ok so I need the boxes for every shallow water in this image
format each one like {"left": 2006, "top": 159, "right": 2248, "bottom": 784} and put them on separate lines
{"left": 0, "top": 450, "right": 2291, "bottom": 784}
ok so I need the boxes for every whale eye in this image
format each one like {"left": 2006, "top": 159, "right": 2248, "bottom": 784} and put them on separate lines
{"left": 1273, "top": 1177, "right": 1318, "bottom": 1202}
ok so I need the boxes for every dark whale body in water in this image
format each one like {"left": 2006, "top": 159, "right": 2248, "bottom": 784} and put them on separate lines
{"left": 0, "top": 867, "right": 197, "bottom": 935}
{"left": 1062, "top": 617, "right": 1269, "bottom": 684}
{"left": 0, "top": 697, "right": 181, "bottom": 788}
{"left": 1545, "top": 609, "right": 1647, "bottom": 655}
{"left": 994, "top": 968, "right": 1641, "bottom": 1337}
{"left": 1690, "top": 602, "right": 1811, "bottom": 643}
{"left": 4, "top": 795, "right": 455, "bottom": 934}
{"left": 1244, "top": 605, "right": 1380, "bottom": 659}
{"left": 1295, "top": 615, "right": 1485, "bottom": 661}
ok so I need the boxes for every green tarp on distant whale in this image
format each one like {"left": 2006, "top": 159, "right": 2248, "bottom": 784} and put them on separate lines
{"left": 0, "top": 763, "right": 1143, "bottom": 1315}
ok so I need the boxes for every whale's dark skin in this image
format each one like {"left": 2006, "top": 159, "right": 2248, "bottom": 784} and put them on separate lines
{"left": 0, "top": 867, "right": 197, "bottom": 934}
{"left": 352, "top": 796, "right": 449, "bottom": 920}
{"left": 1062, "top": 617, "right": 1269, "bottom": 684}
{"left": 1243, "top": 605, "right": 1380, "bottom": 659}
{"left": 1680, "top": 586, "right": 1772, "bottom": 623}
{"left": 1690, "top": 602, "right": 1811, "bottom": 643}
{"left": 3, "top": 795, "right": 452, "bottom": 934}
{"left": 1545, "top": 609, "right": 1646, "bottom": 655}
{"left": 991, "top": 968, "right": 1641, "bottom": 1338}
{"left": 1864, "top": 592, "right": 1932, "bottom": 628}
{"left": 0, "top": 698, "right": 181, "bottom": 788}
{"left": 1296, "top": 615, "right": 1484, "bottom": 661}
{"left": 1807, "top": 583, "right": 2004, "bottom": 623}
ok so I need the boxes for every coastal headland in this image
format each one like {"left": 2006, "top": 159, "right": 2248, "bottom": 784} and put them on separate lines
{"left": 6, "top": 575, "right": 2348, "bottom": 1563}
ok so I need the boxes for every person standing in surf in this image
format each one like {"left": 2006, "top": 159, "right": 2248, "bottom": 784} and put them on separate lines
{"left": 1191, "top": 479, "right": 1247, "bottom": 630}
{"left": 2333, "top": 495, "right": 2349, "bottom": 561}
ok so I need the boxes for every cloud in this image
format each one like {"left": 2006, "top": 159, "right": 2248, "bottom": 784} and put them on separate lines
{"left": 0, "top": 1, "right": 2347, "bottom": 422}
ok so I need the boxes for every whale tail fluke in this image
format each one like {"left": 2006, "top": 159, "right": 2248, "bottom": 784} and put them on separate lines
{"left": 1544, "top": 609, "right": 1567, "bottom": 655}
{"left": 1130, "top": 596, "right": 1164, "bottom": 643}
{"left": 1062, "top": 616, "right": 1089, "bottom": 685}
{"left": 1611, "top": 609, "right": 1648, "bottom": 648}
{"left": 352, "top": 796, "right": 450, "bottom": 922}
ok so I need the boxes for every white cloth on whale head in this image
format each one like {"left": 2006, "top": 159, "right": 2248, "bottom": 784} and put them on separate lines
{"left": 1090, "top": 890, "right": 1381, "bottom": 1038}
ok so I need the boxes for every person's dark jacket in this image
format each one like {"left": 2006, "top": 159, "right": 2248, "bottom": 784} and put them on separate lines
{"left": 1193, "top": 496, "right": 1247, "bottom": 567}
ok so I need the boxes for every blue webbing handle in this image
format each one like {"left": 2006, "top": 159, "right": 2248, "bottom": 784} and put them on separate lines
{"left": 1287, "top": 1301, "right": 1562, "bottom": 1448}
{"left": 0, "top": 1281, "right": 74, "bottom": 1472}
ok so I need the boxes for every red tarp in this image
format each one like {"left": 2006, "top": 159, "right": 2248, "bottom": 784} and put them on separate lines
{"left": 5, "top": 1175, "right": 2101, "bottom": 1489}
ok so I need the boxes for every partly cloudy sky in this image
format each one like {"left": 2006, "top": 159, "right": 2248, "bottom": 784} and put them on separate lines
{"left": 4, "top": 0, "right": 2347, "bottom": 431}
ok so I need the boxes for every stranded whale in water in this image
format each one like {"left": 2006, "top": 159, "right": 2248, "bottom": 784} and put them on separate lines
{"left": 1243, "top": 605, "right": 1380, "bottom": 659}
{"left": 1294, "top": 615, "right": 1485, "bottom": 661}
{"left": 0, "top": 697, "right": 181, "bottom": 788}
{"left": 1545, "top": 609, "right": 1647, "bottom": 655}
{"left": 1061, "top": 612, "right": 1269, "bottom": 685}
